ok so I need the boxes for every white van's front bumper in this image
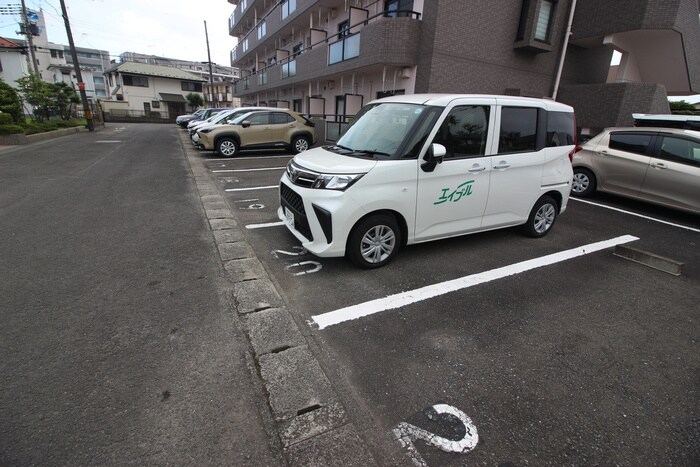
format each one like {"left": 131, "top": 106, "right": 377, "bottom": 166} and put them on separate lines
{"left": 278, "top": 176, "right": 365, "bottom": 258}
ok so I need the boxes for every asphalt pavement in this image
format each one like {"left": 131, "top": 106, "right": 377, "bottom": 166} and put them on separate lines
{"left": 0, "top": 125, "right": 285, "bottom": 465}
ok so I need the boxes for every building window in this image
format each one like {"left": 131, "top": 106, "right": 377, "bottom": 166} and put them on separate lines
{"left": 257, "top": 20, "right": 266, "bottom": 39}
{"left": 338, "top": 20, "right": 350, "bottom": 39}
{"left": 384, "top": 0, "right": 413, "bottom": 17}
{"left": 292, "top": 43, "right": 303, "bottom": 57}
{"left": 534, "top": 0, "right": 555, "bottom": 42}
{"left": 243, "top": 38, "right": 249, "bottom": 53}
{"left": 122, "top": 74, "right": 148, "bottom": 87}
{"left": 281, "top": 0, "right": 296, "bottom": 20}
{"left": 152, "top": 101, "right": 161, "bottom": 109}
{"left": 93, "top": 76, "right": 104, "bottom": 85}
{"left": 181, "top": 82, "right": 203, "bottom": 92}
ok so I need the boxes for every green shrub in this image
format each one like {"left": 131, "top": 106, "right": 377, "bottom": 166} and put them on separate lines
{"left": 22, "top": 122, "right": 59, "bottom": 134}
{"left": 0, "top": 124, "right": 25, "bottom": 135}
{"left": 52, "top": 120, "right": 83, "bottom": 128}
{"left": 0, "top": 113, "right": 13, "bottom": 125}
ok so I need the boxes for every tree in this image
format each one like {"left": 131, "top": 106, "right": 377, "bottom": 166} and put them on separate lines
{"left": 15, "top": 72, "right": 52, "bottom": 121}
{"left": 186, "top": 92, "right": 204, "bottom": 110}
{"left": 669, "top": 100, "right": 696, "bottom": 112}
{"left": 0, "top": 78, "right": 25, "bottom": 123}
{"left": 48, "top": 81, "right": 80, "bottom": 120}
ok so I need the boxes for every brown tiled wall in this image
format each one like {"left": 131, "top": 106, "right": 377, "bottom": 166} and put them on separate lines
{"left": 558, "top": 82, "right": 671, "bottom": 132}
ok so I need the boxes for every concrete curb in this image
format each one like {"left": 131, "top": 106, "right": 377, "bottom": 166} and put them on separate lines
{"left": 177, "top": 130, "right": 377, "bottom": 466}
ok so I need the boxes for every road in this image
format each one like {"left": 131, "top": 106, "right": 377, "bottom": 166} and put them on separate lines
{"left": 0, "top": 125, "right": 283, "bottom": 466}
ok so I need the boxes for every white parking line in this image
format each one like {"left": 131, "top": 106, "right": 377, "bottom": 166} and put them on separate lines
{"left": 246, "top": 221, "right": 285, "bottom": 229}
{"left": 220, "top": 155, "right": 292, "bottom": 160}
{"left": 224, "top": 185, "right": 277, "bottom": 192}
{"left": 212, "top": 167, "right": 285, "bottom": 173}
{"left": 311, "top": 235, "right": 639, "bottom": 330}
{"left": 570, "top": 198, "right": 700, "bottom": 233}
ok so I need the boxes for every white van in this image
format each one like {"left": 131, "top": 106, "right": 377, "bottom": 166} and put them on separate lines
{"left": 278, "top": 94, "right": 576, "bottom": 268}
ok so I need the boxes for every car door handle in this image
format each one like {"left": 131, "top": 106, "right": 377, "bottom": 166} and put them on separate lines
{"left": 493, "top": 162, "right": 511, "bottom": 170}
{"left": 468, "top": 165, "right": 486, "bottom": 173}
{"left": 651, "top": 162, "right": 667, "bottom": 169}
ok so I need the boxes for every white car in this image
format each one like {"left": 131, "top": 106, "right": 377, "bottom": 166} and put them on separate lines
{"left": 279, "top": 94, "right": 576, "bottom": 268}
{"left": 188, "top": 109, "right": 236, "bottom": 136}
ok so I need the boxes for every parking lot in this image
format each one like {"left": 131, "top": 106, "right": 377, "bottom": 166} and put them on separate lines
{"left": 187, "top": 134, "right": 699, "bottom": 465}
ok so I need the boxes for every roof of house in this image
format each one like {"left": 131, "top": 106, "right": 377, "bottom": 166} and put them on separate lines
{"left": 0, "top": 37, "right": 22, "bottom": 48}
{"left": 105, "top": 61, "right": 206, "bottom": 82}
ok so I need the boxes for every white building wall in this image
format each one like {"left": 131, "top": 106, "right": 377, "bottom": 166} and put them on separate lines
{"left": 118, "top": 75, "right": 200, "bottom": 112}
{"left": 0, "top": 50, "right": 29, "bottom": 86}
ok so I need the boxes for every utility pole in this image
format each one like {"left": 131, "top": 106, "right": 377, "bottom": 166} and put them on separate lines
{"left": 204, "top": 20, "right": 216, "bottom": 106}
{"left": 58, "top": 0, "right": 94, "bottom": 131}
{"left": 19, "top": 0, "right": 39, "bottom": 74}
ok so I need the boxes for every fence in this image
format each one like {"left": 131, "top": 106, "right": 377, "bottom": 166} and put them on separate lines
{"left": 103, "top": 109, "right": 175, "bottom": 124}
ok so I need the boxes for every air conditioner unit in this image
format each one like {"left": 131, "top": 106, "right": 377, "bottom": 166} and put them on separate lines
{"left": 400, "top": 67, "right": 412, "bottom": 79}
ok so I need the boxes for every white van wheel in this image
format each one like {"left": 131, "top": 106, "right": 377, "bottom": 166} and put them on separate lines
{"left": 523, "top": 195, "right": 558, "bottom": 238}
{"left": 347, "top": 214, "right": 401, "bottom": 268}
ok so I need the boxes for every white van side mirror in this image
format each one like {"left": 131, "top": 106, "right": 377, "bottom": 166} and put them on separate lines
{"left": 421, "top": 143, "right": 447, "bottom": 172}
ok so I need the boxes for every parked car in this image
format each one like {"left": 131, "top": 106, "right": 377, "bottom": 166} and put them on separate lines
{"left": 279, "top": 94, "right": 577, "bottom": 268}
{"left": 188, "top": 109, "right": 237, "bottom": 137}
{"left": 175, "top": 109, "right": 205, "bottom": 128}
{"left": 197, "top": 109, "right": 316, "bottom": 156}
{"left": 189, "top": 106, "right": 282, "bottom": 138}
{"left": 572, "top": 127, "right": 700, "bottom": 214}
{"left": 633, "top": 113, "right": 700, "bottom": 130}
{"left": 177, "top": 108, "right": 227, "bottom": 128}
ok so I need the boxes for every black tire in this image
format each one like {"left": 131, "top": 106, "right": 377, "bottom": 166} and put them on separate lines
{"left": 347, "top": 214, "right": 401, "bottom": 269}
{"left": 571, "top": 167, "right": 596, "bottom": 197}
{"left": 291, "top": 135, "right": 310, "bottom": 154}
{"left": 216, "top": 137, "right": 238, "bottom": 158}
{"left": 522, "top": 195, "right": 558, "bottom": 238}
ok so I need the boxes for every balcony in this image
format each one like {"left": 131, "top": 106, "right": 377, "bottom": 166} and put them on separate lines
{"left": 231, "top": 14, "right": 421, "bottom": 96}
{"left": 230, "top": 0, "right": 315, "bottom": 62}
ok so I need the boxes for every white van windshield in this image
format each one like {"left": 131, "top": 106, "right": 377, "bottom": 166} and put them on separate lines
{"left": 335, "top": 103, "right": 430, "bottom": 159}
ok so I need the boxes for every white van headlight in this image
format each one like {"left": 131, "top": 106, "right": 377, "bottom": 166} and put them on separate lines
{"left": 312, "top": 173, "right": 364, "bottom": 191}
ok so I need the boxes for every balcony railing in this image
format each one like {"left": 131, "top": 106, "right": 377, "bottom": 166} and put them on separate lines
{"left": 232, "top": 10, "right": 421, "bottom": 93}
{"left": 281, "top": 59, "right": 296, "bottom": 79}
{"left": 329, "top": 34, "right": 360, "bottom": 65}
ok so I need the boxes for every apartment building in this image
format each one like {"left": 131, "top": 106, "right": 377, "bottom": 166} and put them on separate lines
{"left": 226, "top": 0, "right": 700, "bottom": 140}
{"left": 119, "top": 52, "right": 241, "bottom": 107}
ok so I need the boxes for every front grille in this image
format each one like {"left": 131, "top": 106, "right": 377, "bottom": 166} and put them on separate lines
{"left": 280, "top": 183, "right": 305, "bottom": 216}
{"left": 280, "top": 183, "right": 313, "bottom": 242}
{"left": 286, "top": 161, "right": 319, "bottom": 188}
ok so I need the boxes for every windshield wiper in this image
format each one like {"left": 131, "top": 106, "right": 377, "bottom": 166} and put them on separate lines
{"left": 354, "top": 149, "right": 392, "bottom": 158}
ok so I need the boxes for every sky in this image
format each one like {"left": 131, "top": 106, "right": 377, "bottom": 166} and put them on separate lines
{"left": 0, "top": 0, "right": 237, "bottom": 66}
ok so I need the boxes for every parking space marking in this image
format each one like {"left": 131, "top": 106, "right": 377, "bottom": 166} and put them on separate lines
{"left": 311, "top": 235, "right": 639, "bottom": 330}
{"left": 212, "top": 167, "right": 285, "bottom": 173}
{"left": 220, "top": 155, "right": 292, "bottom": 160}
{"left": 570, "top": 198, "right": 700, "bottom": 233}
{"left": 246, "top": 221, "right": 285, "bottom": 229}
{"left": 224, "top": 185, "right": 277, "bottom": 192}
